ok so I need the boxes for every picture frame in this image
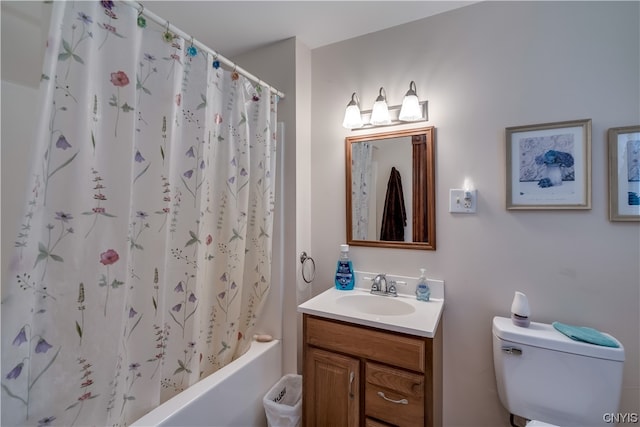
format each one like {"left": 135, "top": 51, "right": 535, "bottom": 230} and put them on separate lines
{"left": 506, "top": 119, "right": 591, "bottom": 210}
{"left": 608, "top": 125, "right": 640, "bottom": 221}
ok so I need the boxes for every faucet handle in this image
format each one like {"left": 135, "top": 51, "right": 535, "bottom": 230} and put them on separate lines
{"left": 387, "top": 281, "right": 398, "bottom": 297}
{"left": 371, "top": 280, "right": 380, "bottom": 292}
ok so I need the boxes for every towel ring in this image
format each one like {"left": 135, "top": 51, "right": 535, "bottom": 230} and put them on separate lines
{"left": 300, "top": 252, "right": 315, "bottom": 284}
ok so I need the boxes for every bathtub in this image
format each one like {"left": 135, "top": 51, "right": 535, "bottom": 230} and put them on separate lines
{"left": 132, "top": 339, "right": 282, "bottom": 427}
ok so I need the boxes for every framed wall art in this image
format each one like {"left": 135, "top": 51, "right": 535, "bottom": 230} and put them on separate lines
{"left": 608, "top": 125, "right": 640, "bottom": 221}
{"left": 506, "top": 119, "right": 591, "bottom": 210}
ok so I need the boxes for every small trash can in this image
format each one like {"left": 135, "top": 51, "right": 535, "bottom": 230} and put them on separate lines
{"left": 263, "top": 374, "right": 302, "bottom": 427}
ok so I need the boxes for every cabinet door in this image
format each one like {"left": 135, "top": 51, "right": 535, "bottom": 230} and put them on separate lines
{"left": 305, "top": 347, "right": 360, "bottom": 427}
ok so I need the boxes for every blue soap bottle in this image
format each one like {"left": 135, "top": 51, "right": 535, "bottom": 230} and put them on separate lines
{"left": 334, "top": 244, "right": 355, "bottom": 290}
{"left": 415, "top": 268, "right": 430, "bottom": 301}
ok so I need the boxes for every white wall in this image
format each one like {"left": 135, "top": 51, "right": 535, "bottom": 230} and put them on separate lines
{"left": 1, "top": 1, "right": 50, "bottom": 284}
{"left": 310, "top": 2, "right": 639, "bottom": 426}
{"left": 1, "top": 81, "right": 38, "bottom": 282}
{"left": 0, "top": 2, "right": 49, "bottom": 87}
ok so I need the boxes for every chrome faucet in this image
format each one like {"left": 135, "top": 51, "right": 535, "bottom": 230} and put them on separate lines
{"left": 370, "top": 273, "right": 397, "bottom": 297}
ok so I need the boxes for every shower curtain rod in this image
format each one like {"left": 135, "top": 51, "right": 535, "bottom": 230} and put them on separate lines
{"left": 130, "top": 1, "right": 286, "bottom": 99}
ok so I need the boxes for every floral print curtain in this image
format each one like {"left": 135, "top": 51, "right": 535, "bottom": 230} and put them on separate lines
{"left": 1, "top": 2, "right": 278, "bottom": 426}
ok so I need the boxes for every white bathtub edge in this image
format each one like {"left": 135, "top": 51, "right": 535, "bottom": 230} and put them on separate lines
{"left": 131, "top": 339, "right": 282, "bottom": 427}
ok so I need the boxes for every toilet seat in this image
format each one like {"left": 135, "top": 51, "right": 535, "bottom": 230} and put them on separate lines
{"left": 527, "top": 420, "right": 559, "bottom": 427}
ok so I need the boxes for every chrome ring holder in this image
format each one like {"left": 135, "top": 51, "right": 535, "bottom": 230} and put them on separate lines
{"left": 300, "top": 252, "right": 316, "bottom": 284}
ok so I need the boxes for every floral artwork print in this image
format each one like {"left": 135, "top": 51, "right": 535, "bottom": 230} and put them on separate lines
{"left": 627, "top": 139, "right": 640, "bottom": 206}
{"left": 507, "top": 120, "right": 591, "bottom": 209}
{"left": 1, "top": 1, "right": 278, "bottom": 426}
{"left": 519, "top": 133, "right": 575, "bottom": 183}
{"left": 535, "top": 150, "right": 574, "bottom": 188}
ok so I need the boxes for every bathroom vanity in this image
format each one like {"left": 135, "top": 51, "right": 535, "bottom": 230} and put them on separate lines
{"left": 298, "top": 273, "right": 444, "bottom": 427}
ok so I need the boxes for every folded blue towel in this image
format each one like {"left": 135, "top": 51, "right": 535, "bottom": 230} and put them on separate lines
{"left": 552, "top": 321, "right": 620, "bottom": 348}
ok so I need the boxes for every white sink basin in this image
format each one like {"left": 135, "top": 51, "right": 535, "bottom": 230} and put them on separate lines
{"left": 336, "top": 294, "right": 416, "bottom": 316}
{"left": 297, "top": 272, "right": 444, "bottom": 337}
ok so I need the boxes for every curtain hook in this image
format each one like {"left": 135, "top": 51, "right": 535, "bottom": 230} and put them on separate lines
{"left": 212, "top": 52, "right": 220, "bottom": 69}
{"left": 136, "top": 5, "right": 146, "bottom": 28}
{"left": 162, "top": 22, "right": 173, "bottom": 43}
{"left": 231, "top": 64, "right": 239, "bottom": 81}
{"left": 187, "top": 36, "right": 197, "bottom": 57}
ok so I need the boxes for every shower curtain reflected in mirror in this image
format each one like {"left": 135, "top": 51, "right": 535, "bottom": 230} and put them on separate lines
{"left": 1, "top": 2, "right": 278, "bottom": 425}
{"left": 351, "top": 142, "right": 373, "bottom": 240}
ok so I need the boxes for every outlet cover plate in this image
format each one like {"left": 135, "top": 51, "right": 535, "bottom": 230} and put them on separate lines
{"left": 449, "top": 189, "right": 477, "bottom": 213}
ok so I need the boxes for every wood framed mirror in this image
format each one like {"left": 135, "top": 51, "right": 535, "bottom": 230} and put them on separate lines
{"left": 346, "top": 126, "right": 436, "bottom": 250}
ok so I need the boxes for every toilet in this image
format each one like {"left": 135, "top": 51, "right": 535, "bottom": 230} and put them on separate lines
{"left": 492, "top": 316, "right": 625, "bottom": 427}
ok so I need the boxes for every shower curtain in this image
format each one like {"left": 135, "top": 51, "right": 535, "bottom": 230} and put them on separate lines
{"left": 351, "top": 142, "right": 373, "bottom": 239}
{"left": 1, "top": 2, "right": 278, "bottom": 426}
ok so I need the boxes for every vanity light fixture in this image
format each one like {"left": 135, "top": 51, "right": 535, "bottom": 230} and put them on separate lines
{"left": 342, "top": 92, "right": 364, "bottom": 129}
{"left": 399, "top": 81, "right": 421, "bottom": 121}
{"left": 370, "top": 87, "right": 391, "bottom": 126}
{"left": 342, "top": 82, "right": 428, "bottom": 130}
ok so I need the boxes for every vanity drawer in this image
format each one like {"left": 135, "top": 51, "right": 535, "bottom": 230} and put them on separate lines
{"left": 305, "top": 316, "right": 426, "bottom": 372}
{"left": 365, "top": 362, "right": 424, "bottom": 427}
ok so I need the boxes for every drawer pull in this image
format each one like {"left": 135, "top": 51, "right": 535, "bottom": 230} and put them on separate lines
{"left": 377, "top": 391, "right": 408, "bottom": 405}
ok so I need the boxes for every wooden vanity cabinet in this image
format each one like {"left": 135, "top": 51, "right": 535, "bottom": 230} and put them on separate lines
{"left": 302, "top": 314, "right": 442, "bottom": 427}
{"left": 305, "top": 347, "right": 360, "bottom": 427}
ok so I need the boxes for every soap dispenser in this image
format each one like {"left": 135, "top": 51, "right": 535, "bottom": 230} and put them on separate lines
{"left": 334, "top": 244, "right": 355, "bottom": 290}
{"left": 415, "top": 268, "right": 430, "bottom": 301}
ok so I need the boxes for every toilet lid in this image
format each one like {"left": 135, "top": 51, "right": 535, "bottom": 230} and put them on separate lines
{"left": 527, "top": 421, "right": 559, "bottom": 427}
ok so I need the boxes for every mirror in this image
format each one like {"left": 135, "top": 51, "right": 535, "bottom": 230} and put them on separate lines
{"left": 346, "top": 126, "right": 435, "bottom": 250}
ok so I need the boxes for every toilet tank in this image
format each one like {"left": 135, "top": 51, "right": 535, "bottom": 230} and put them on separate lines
{"left": 492, "top": 316, "right": 624, "bottom": 427}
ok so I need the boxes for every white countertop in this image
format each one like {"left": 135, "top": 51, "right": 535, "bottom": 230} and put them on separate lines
{"left": 298, "top": 272, "right": 444, "bottom": 338}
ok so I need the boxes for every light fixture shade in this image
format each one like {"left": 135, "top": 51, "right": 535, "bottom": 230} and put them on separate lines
{"left": 370, "top": 87, "right": 391, "bottom": 125}
{"left": 342, "top": 92, "right": 363, "bottom": 129}
{"left": 399, "top": 81, "right": 422, "bottom": 121}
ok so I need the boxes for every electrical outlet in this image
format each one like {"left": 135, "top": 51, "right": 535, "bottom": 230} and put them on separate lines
{"left": 463, "top": 192, "right": 472, "bottom": 209}
{"left": 449, "top": 189, "right": 477, "bottom": 213}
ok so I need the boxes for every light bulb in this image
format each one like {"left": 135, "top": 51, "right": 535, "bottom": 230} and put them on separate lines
{"left": 399, "top": 81, "right": 422, "bottom": 121}
{"left": 342, "top": 92, "right": 363, "bottom": 129}
{"left": 370, "top": 87, "right": 390, "bottom": 126}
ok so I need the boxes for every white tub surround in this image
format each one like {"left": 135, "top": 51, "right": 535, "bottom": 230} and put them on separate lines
{"left": 298, "top": 271, "right": 444, "bottom": 337}
{"left": 131, "top": 340, "right": 282, "bottom": 427}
